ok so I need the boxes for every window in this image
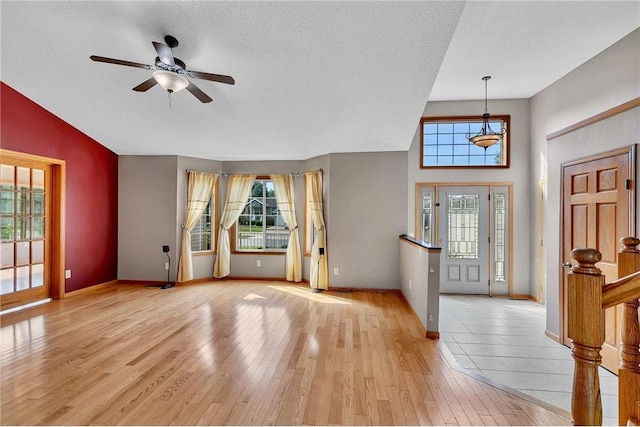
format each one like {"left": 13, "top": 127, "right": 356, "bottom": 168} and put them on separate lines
{"left": 494, "top": 191, "right": 507, "bottom": 282}
{"left": 190, "top": 198, "right": 213, "bottom": 253}
{"left": 236, "top": 179, "right": 288, "bottom": 252}
{"left": 420, "top": 116, "right": 509, "bottom": 168}
{"left": 421, "top": 191, "right": 434, "bottom": 244}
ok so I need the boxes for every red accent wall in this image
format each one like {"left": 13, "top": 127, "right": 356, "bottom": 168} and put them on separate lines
{"left": 1, "top": 82, "right": 118, "bottom": 293}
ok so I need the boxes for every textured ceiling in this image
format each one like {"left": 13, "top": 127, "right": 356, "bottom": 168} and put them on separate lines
{"left": 1, "top": 1, "right": 638, "bottom": 161}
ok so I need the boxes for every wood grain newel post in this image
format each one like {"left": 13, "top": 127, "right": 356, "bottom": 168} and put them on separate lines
{"left": 568, "top": 248, "right": 604, "bottom": 426}
{"left": 618, "top": 237, "right": 640, "bottom": 426}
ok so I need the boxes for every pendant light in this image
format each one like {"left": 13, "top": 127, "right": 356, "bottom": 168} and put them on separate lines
{"left": 467, "top": 76, "right": 505, "bottom": 149}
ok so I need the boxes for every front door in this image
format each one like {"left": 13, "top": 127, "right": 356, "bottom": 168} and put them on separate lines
{"left": 0, "top": 158, "right": 52, "bottom": 311}
{"left": 561, "top": 147, "right": 634, "bottom": 372}
{"left": 439, "top": 186, "right": 490, "bottom": 294}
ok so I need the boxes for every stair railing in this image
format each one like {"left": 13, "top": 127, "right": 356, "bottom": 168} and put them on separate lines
{"left": 568, "top": 237, "right": 640, "bottom": 426}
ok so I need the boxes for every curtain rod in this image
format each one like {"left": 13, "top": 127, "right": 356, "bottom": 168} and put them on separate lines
{"left": 185, "top": 168, "right": 323, "bottom": 177}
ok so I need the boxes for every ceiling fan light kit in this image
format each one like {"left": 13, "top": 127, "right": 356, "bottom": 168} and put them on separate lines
{"left": 90, "top": 34, "right": 234, "bottom": 106}
{"left": 467, "top": 75, "right": 506, "bottom": 149}
{"left": 152, "top": 70, "right": 189, "bottom": 93}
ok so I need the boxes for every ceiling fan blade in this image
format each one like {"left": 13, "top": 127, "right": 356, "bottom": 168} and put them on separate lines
{"left": 90, "top": 55, "right": 151, "bottom": 70}
{"left": 188, "top": 70, "right": 235, "bottom": 85}
{"left": 186, "top": 81, "right": 213, "bottom": 103}
{"left": 152, "top": 41, "right": 175, "bottom": 66}
{"left": 132, "top": 78, "right": 157, "bottom": 92}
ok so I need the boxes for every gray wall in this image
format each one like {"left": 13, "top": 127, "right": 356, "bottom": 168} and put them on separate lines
{"left": 399, "top": 239, "right": 441, "bottom": 333}
{"left": 328, "top": 151, "right": 407, "bottom": 288}
{"left": 118, "top": 156, "right": 179, "bottom": 281}
{"left": 407, "top": 98, "right": 532, "bottom": 296}
{"left": 530, "top": 28, "right": 640, "bottom": 337}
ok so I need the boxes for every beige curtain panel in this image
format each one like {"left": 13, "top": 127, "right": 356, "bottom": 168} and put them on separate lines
{"left": 178, "top": 171, "right": 218, "bottom": 282}
{"left": 305, "top": 170, "right": 328, "bottom": 290}
{"left": 271, "top": 174, "right": 302, "bottom": 282}
{"left": 213, "top": 174, "right": 256, "bottom": 278}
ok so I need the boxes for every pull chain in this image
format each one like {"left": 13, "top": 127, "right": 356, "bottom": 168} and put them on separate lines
{"left": 168, "top": 91, "right": 172, "bottom": 110}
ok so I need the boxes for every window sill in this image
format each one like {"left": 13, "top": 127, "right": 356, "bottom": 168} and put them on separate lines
{"left": 231, "top": 250, "right": 286, "bottom": 255}
{"left": 192, "top": 250, "right": 216, "bottom": 257}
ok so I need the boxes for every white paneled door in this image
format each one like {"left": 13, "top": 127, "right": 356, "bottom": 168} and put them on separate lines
{"left": 439, "top": 186, "right": 490, "bottom": 294}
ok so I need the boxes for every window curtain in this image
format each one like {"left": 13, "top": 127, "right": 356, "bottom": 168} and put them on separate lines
{"left": 178, "top": 171, "right": 218, "bottom": 282}
{"left": 213, "top": 174, "right": 256, "bottom": 278}
{"left": 305, "top": 170, "right": 328, "bottom": 290}
{"left": 271, "top": 174, "right": 302, "bottom": 282}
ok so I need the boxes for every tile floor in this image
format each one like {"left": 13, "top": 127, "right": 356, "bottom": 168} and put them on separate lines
{"left": 439, "top": 294, "right": 619, "bottom": 426}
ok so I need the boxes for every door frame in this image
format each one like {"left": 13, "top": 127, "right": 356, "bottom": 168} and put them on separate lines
{"left": 415, "top": 181, "right": 514, "bottom": 296}
{"left": 558, "top": 145, "right": 635, "bottom": 346}
{"left": 0, "top": 149, "right": 66, "bottom": 304}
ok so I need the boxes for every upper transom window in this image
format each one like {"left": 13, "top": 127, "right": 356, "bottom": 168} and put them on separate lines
{"left": 420, "top": 116, "right": 510, "bottom": 168}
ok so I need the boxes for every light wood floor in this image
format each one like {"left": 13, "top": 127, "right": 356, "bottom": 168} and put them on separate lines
{"left": 0, "top": 281, "right": 570, "bottom": 425}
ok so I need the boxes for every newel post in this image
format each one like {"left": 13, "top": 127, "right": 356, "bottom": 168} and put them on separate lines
{"left": 618, "top": 237, "right": 640, "bottom": 426}
{"left": 568, "top": 248, "right": 604, "bottom": 426}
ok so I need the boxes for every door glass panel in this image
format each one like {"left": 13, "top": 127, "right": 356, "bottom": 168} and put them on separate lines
{"left": 32, "top": 193, "right": 45, "bottom": 214}
{"left": 1, "top": 217, "right": 14, "bottom": 241}
{"left": 447, "top": 194, "right": 479, "bottom": 259}
{"left": 16, "top": 217, "right": 30, "bottom": 241}
{"left": 1, "top": 243, "right": 13, "bottom": 268}
{"left": 16, "top": 241, "right": 30, "bottom": 265}
{"left": 32, "top": 217, "right": 44, "bottom": 238}
{"left": 1, "top": 191, "right": 14, "bottom": 214}
{"left": 32, "top": 169, "right": 44, "bottom": 192}
{"left": 32, "top": 264, "right": 44, "bottom": 288}
{"left": 494, "top": 193, "right": 506, "bottom": 282}
{"left": 0, "top": 165, "right": 14, "bottom": 190}
{"left": 421, "top": 193, "right": 433, "bottom": 244}
{"left": 32, "top": 240, "right": 44, "bottom": 263}
{"left": 17, "top": 167, "right": 30, "bottom": 190}
{"left": 16, "top": 266, "right": 29, "bottom": 291}
{"left": 17, "top": 192, "right": 30, "bottom": 215}
{"left": 0, "top": 269, "right": 13, "bottom": 294}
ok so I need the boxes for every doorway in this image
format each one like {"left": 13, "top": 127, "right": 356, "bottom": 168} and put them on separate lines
{"left": 560, "top": 146, "right": 634, "bottom": 372}
{"left": 0, "top": 150, "right": 64, "bottom": 311}
{"left": 416, "top": 183, "right": 512, "bottom": 296}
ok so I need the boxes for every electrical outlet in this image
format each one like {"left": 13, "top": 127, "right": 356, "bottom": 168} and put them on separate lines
{"left": 164, "top": 262, "right": 170, "bottom": 271}
{"left": 65, "top": 269, "right": 71, "bottom": 279}
{"left": 409, "top": 279, "right": 412, "bottom": 290}
{"left": 333, "top": 267, "right": 339, "bottom": 275}
{"left": 257, "top": 260, "right": 262, "bottom": 267}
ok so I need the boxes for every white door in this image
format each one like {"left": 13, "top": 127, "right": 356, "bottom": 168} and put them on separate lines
{"left": 439, "top": 186, "right": 490, "bottom": 294}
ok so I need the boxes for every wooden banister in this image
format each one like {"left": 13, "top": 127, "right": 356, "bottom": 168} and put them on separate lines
{"left": 617, "top": 237, "right": 640, "bottom": 427}
{"left": 601, "top": 271, "right": 640, "bottom": 309}
{"left": 568, "top": 248, "right": 604, "bottom": 426}
{"left": 570, "top": 237, "right": 640, "bottom": 426}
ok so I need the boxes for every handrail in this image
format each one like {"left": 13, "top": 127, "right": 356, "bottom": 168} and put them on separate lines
{"left": 602, "top": 270, "right": 640, "bottom": 308}
{"left": 568, "top": 237, "right": 640, "bottom": 426}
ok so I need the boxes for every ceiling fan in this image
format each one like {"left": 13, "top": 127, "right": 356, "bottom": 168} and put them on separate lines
{"left": 90, "top": 35, "right": 234, "bottom": 104}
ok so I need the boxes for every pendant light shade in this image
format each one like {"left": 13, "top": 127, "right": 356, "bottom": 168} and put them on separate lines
{"left": 152, "top": 70, "right": 189, "bottom": 93}
{"left": 467, "top": 76, "right": 505, "bottom": 149}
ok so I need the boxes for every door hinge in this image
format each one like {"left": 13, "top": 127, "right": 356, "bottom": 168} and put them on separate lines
{"left": 488, "top": 279, "right": 490, "bottom": 287}
{"left": 488, "top": 236, "right": 491, "bottom": 244}
{"left": 488, "top": 194, "right": 491, "bottom": 200}
{"left": 626, "top": 179, "right": 632, "bottom": 190}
